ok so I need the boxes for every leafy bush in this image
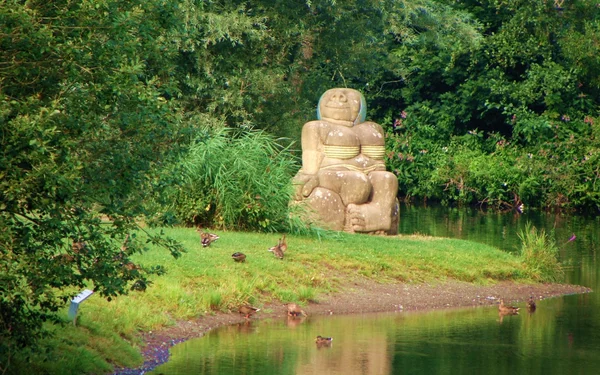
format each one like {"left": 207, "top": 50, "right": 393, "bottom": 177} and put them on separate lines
{"left": 386, "top": 112, "right": 600, "bottom": 211}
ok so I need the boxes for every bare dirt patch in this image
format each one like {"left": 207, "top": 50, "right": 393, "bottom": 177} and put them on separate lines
{"left": 112, "top": 278, "right": 591, "bottom": 375}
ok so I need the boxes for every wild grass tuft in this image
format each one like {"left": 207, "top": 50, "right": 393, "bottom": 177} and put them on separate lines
{"left": 203, "top": 290, "right": 223, "bottom": 310}
{"left": 518, "top": 222, "right": 565, "bottom": 283}
{"left": 297, "top": 286, "right": 317, "bottom": 302}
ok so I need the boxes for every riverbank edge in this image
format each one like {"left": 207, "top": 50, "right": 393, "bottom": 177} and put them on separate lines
{"left": 111, "top": 279, "right": 592, "bottom": 375}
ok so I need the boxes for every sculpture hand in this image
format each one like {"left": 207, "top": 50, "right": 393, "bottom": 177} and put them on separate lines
{"left": 293, "top": 173, "right": 320, "bottom": 200}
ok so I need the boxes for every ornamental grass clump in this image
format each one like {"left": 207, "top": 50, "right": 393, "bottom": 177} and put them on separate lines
{"left": 151, "top": 127, "right": 298, "bottom": 232}
{"left": 518, "top": 222, "right": 564, "bottom": 283}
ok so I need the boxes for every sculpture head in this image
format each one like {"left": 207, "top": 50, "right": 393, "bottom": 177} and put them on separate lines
{"left": 317, "top": 88, "right": 367, "bottom": 126}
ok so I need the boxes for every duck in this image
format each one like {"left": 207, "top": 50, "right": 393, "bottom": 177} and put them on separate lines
{"left": 238, "top": 305, "right": 260, "bottom": 319}
{"left": 527, "top": 296, "right": 537, "bottom": 312}
{"left": 287, "top": 303, "right": 307, "bottom": 317}
{"left": 112, "top": 234, "right": 131, "bottom": 262}
{"left": 268, "top": 239, "right": 284, "bottom": 259}
{"left": 71, "top": 240, "right": 89, "bottom": 254}
{"left": 197, "top": 228, "right": 220, "bottom": 247}
{"left": 279, "top": 234, "right": 287, "bottom": 253}
{"left": 53, "top": 253, "right": 75, "bottom": 264}
{"left": 122, "top": 261, "right": 140, "bottom": 271}
{"left": 315, "top": 335, "right": 333, "bottom": 347}
{"left": 232, "top": 252, "right": 247, "bottom": 263}
{"left": 498, "top": 299, "right": 520, "bottom": 314}
{"left": 121, "top": 234, "right": 130, "bottom": 252}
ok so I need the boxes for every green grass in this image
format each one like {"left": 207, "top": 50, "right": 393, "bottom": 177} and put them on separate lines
{"left": 518, "top": 222, "right": 565, "bottom": 283}
{"left": 8, "top": 228, "right": 551, "bottom": 375}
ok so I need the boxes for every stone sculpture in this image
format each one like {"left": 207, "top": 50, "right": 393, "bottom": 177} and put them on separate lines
{"left": 292, "top": 88, "right": 399, "bottom": 234}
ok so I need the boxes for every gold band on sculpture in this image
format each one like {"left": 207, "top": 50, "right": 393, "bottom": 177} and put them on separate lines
{"left": 361, "top": 145, "right": 386, "bottom": 159}
{"left": 323, "top": 145, "right": 360, "bottom": 159}
{"left": 323, "top": 145, "right": 386, "bottom": 160}
{"left": 320, "top": 163, "right": 385, "bottom": 173}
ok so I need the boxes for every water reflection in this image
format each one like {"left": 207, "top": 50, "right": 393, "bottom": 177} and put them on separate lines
{"left": 150, "top": 204, "right": 600, "bottom": 375}
{"left": 398, "top": 203, "right": 599, "bottom": 255}
{"left": 497, "top": 310, "right": 519, "bottom": 324}
{"left": 150, "top": 313, "right": 395, "bottom": 375}
{"left": 286, "top": 316, "right": 306, "bottom": 329}
{"left": 150, "top": 298, "right": 600, "bottom": 375}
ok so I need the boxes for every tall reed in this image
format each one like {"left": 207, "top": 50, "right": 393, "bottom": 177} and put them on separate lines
{"left": 518, "top": 222, "right": 564, "bottom": 282}
{"left": 150, "top": 127, "right": 299, "bottom": 232}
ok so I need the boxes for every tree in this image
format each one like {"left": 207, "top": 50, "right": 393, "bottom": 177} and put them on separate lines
{"left": 1, "top": 0, "right": 188, "bottom": 360}
{"left": 382, "top": 0, "right": 600, "bottom": 210}
{"left": 0, "top": 0, "right": 319, "bottom": 360}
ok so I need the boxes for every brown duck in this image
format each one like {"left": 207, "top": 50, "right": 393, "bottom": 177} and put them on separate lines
{"left": 279, "top": 234, "right": 287, "bottom": 253}
{"left": 71, "top": 240, "right": 89, "bottom": 254}
{"left": 315, "top": 335, "right": 333, "bottom": 347}
{"left": 498, "top": 299, "right": 520, "bottom": 314}
{"left": 238, "top": 305, "right": 260, "bottom": 319}
{"left": 197, "top": 228, "right": 220, "bottom": 247}
{"left": 287, "top": 303, "right": 307, "bottom": 317}
{"left": 268, "top": 239, "right": 284, "bottom": 259}
{"left": 527, "top": 296, "right": 537, "bottom": 312}
{"left": 232, "top": 252, "right": 247, "bottom": 263}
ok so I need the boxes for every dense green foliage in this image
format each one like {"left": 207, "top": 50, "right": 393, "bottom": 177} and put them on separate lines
{"left": 0, "top": 0, "right": 199, "bottom": 365}
{"left": 383, "top": 0, "right": 600, "bottom": 211}
{"left": 1, "top": 0, "right": 598, "bottom": 371}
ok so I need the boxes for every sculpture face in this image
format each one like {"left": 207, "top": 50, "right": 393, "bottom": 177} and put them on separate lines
{"left": 318, "top": 88, "right": 362, "bottom": 124}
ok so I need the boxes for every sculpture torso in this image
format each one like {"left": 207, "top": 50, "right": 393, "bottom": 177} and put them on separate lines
{"left": 304, "top": 120, "right": 386, "bottom": 173}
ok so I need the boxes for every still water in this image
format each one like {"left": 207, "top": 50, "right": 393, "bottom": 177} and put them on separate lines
{"left": 151, "top": 204, "right": 600, "bottom": 375}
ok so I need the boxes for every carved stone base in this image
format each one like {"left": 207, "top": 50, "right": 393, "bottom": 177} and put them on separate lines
{"left": 296, "top": 190, "right": 400, "bottom": 235}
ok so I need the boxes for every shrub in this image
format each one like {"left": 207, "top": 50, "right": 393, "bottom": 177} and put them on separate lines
{"left": 149, "top": 127, "right": 299, "bottom": 232}
{"left": 518, "top": 223, "right": 564, "bottom": 283}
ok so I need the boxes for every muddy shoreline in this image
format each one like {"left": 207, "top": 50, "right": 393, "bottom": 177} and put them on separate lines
{"left": 112, "top": 279, "right": 592, "bottom": 375}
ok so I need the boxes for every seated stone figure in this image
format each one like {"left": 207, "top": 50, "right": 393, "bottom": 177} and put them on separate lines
{"left": 292, "top": 88, "right": 398, "bottom": 234}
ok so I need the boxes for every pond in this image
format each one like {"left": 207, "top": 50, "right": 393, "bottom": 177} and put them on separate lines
{"left": 149, "top": 204, "right": 600, "bottom": 375}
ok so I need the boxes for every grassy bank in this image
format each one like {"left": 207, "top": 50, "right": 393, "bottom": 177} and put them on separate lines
{"left": 12, "top": 228, "right": 545, "bottom": 374}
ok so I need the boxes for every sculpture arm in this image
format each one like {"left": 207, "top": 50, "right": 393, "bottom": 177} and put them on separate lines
{"left": 300, "top": 121, "right": 326, "bottom": 174}
{"left": 292, "top": 121, "right": 326, "bottom": 199}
